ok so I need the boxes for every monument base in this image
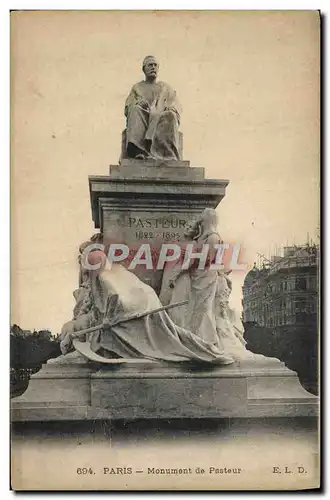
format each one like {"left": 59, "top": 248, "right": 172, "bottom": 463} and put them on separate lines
{"left": 11, "top": 358, "right": 318, "bottom": 422}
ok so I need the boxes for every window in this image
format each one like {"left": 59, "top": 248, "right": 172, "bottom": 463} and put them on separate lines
{"left": 296, "top": 277, "right": 307, "bottom": 291}
{"left": 295, "top": 298, "right": 307, "bottom": 313}
{"left": 296, "top": 312, "right": 307, "bottom": 324}
{"left": 309, "top": 277, "right": 317, "bottom": 291}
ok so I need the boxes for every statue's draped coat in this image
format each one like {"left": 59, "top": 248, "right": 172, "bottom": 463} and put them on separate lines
{"left": 125, "top": 81, "right": 181, "bottom": 160}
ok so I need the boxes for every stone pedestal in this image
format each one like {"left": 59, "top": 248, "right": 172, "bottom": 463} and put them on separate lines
{"left": 11, "top": 358, "right": 318, "bottom": 422}
{"left": 89, "top": 159, "right": 229, "bottom": 292}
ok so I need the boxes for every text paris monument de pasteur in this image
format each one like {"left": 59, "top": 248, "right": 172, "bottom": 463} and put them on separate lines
{"left": 12, "top": 56, "right": 318, "bottom": 422}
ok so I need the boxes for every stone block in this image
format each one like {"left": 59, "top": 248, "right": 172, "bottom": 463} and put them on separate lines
{"left": 89, "top": 164, "right": 229, "bottom": 291}
{"left": 109, "top": 164, "right": 205, "bottom": 181}
{"left": 91, "top": 377, "right": 247, "bottom": 419}
{"left": 11, "top": 360, "right": 319, "bottom": 422}
{"left": 120, "top": 159, "right": 190, "bottom": 168}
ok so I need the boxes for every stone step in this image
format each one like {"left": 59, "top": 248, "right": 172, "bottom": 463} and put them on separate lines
{"left": 11, "top": 360, "right": 319, "bottom": 421}
{"left": 120, "top": 159, "right": 190, "bottom": 168}
{"left": 109, "top": 164, "right": 205, "bottom": 181}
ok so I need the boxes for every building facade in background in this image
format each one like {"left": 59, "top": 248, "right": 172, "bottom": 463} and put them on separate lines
{"left": 242, "top": 244, "right": 319, "bottom": 329}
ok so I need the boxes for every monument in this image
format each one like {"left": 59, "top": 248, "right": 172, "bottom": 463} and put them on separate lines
{"left": 11, "top": 57, "right": 318, "bottom": 422}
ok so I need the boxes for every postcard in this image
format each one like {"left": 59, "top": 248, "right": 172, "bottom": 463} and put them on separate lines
{"left": 10, "top": 10, "right": 320, "bottom": 491}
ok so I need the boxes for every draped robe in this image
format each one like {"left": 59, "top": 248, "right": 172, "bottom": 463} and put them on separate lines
{"left": 88, "top": 265, "right": 235, "bottom": 363}
{"left": 159, "top": 252, "right": 271, "bottom": 362}
{"left": 61, "top": 264, "right": 234, "bottom": 365}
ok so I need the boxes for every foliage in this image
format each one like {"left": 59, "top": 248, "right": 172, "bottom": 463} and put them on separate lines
{"left": 244, "top": 322, "right": 318, "bottom": 395}
{"left": 10, "top": 325, "right": 62, "bottom": 398}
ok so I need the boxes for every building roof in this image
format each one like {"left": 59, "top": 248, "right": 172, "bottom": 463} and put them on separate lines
{"left": 243, "top": 244, "right": 318, "bottom": 288}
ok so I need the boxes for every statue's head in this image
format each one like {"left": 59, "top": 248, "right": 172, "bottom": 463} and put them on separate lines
{"left": 142, "top": 55, "right": 159, "bottom": 80}
{"left": 199, "top": 208, "right": 218, "bottom": 229}
{"left": 184, "top": 219, "right": 201, "bottom": 240}
{"left": 87, "top": 249, "right": 108, "bottom": 277}
{"left": 79, "top": 233, "right": 103, "bottom": 254}
{"left": 90, "top": 232, "right": 103, "bottom": 243}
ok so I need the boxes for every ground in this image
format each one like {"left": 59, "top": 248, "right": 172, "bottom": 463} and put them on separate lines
{"left": 11, "top": 417, "right": 319, "bottom": 491}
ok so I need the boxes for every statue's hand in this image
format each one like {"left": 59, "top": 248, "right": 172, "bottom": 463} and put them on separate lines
{"left": 164, "top": 106, "right": 177, "bottom": 114}
{"left": 169, "top": 279, "right": 176, "bottom": 289}
{"left": 102, "top": 317, "right": 114, "bottom": 330}
{"left": 137, "top": 98, "right": 149, "bottom": 110}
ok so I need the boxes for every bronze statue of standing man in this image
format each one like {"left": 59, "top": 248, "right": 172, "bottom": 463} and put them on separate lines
{"left": 124, "top": 56, "right": 181, "bottom": 161}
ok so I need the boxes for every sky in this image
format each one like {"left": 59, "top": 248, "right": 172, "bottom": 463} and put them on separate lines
{"left": 11, "top": 10, "right": 320, "bottom": 333}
